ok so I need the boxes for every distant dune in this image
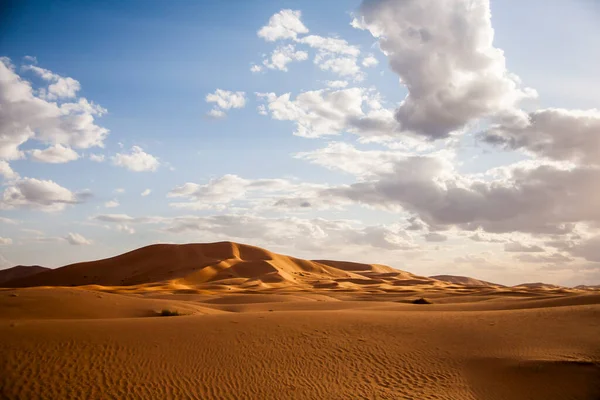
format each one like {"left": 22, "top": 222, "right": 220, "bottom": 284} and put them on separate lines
{"left": 430, "top": 274, "right": 503, "bottom": 287}
{"left": 3, "top": 242, "right": 445, "bottom": 293}
{"left": 0, "top": 265, "right": 49, "bottom": 285}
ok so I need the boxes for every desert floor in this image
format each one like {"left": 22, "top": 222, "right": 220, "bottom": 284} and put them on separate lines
{"left": 1, "top": 287, "right": 599, "bottom": 400}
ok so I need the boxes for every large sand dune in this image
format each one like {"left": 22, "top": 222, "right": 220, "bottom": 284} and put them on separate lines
{"left": 0, "top": 265, "right": 49, "bottom": 285}
{"left": 1, "top": 241, "right": 599, "bottom": 399}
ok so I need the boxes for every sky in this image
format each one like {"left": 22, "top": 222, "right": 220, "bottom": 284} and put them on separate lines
{"left": 1, "top": 0, "right": 599, "bottom": 286}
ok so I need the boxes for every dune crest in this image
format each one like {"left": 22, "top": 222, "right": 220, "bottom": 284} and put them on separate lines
{"left": 4, "top": 242, "right": 445, "bottom": 294}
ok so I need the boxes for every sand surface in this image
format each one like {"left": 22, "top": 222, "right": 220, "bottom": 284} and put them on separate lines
{"left": 1, "top": 242, "right": 599, "bottom": 399}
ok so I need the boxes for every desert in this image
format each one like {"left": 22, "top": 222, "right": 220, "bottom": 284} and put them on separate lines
{"left": 1, "top": 242, "right": 599, "bottom": 399}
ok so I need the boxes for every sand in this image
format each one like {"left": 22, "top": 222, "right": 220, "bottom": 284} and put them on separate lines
{"left": 1, "top": 242, "right": 599, "bottom": 399}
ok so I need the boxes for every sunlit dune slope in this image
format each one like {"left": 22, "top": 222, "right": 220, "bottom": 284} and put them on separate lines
{"left": 431, "top": 274, "right": 504, "bottom": 287}
{"left": 3, "top": 242, "right": 440, "bottom": 291}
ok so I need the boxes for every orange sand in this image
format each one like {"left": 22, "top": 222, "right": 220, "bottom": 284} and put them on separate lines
{"left": 1, "top": 242, "right": 599, "bottom": 399}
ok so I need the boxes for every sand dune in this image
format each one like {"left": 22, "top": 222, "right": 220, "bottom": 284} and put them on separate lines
{"left": 430, "top": 274, "right": 504, "bottom": 287}
{"left": 4, "top": 242, "right": 448, "bottom": 295}
{"left": 1, "top": 241, "right": 599, "bottom": 399}
{"left": 0, "top": 265, "right": 49, "bottom": 285}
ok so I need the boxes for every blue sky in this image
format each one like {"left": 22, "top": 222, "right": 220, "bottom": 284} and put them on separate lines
{"left": 1, "top": 0, "right": 599, "bottom": 286}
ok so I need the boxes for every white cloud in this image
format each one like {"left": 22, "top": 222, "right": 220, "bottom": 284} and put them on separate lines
{"left": 112, "top": 146, "right": 160, "bottom": 172}
{"left": 484, "top": 108, "right": 600, "bottom": 165}
{"left": 0, "top": 237, "right": 12, "bottom": 245}
{"left": 0, "top": 58, "right": 109, "bottom": 161}
{"left": 0, "top": 160, "right": 18, "bottom": 179}
{"left": 65, "top": 232, "right": 92, "bottom": 245}
{"left": 89, "top": 153, "right": 105, "bottom": 162}
{"left": 168, "top": 174, "right": 340, "bottom": 212}
{"left": 356, "top": 0, "right": 536, "bottom": 139}
{"left": 250, "top": 64, "right": 263, "bottom": 73}
{"left": 205, "top": 89, "right": 246, "bottom": 118}
{"left": 141, "top": 189, "right": 151, "bottom": 196}
{"left": 309, "top": 145, "right": 600, "bottom": 235}
{"left": 257, "top": 88, "right": 400, "bottom": 139}
{"left": 297, "top": 35, "right": 360, "bottom": 57}
{"left": 262, "top": 44, "right": 308, "bottom": 71}
{"left": 24, "top": 65, "right": 81, "bottom": 99}
{"left": 315, "top": 55, "right": 363, "bottom": 80}
{"left": 207, "top": 109, "right": 226, "bottom": 119}
{"left": 0, "top": 177, "right": 89, "bottom": 212}
{"left": 295, "top": 142, "right": 406, "bottom": 178}
{"left": 168, "top": 174, "right": 290, "bottom": 210}
{"left": 257, "top": 9, "right": 308, "bottom": 42}
{"left": 361, "top": 55, "right": 378, "bottom": 67}
{"left": 326, "top": 80, "right": 348, "bottom": 88}
{"left": 30, "top": 144, "right": 79, "bottom": 163}
{"left": 104, "top": 200, "right": 119, "bottom": 208}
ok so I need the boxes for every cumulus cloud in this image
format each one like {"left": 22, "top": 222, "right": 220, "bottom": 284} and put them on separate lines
{"left": 256, "top": 87, "right": 400, "bottom": 139}
{"left": 315, "top": 146, "right": 600, "bottom": 235}
{"left": 297, "top": 35, "right": 360, "bottom": 57}
{"left": 257, "top": 9, "right": 308, "bottom": 41}
{"left": 0, "top": 58, "right": 109, "bottom": 161}
{"left": 355, "top": 0, "right": 536, "bottom": 139}
{"left": 0, "top": 161, "right": 18, "bottom": 180}
{"left": 167, "top": 174, "right": 315, "bottom": 211}
{"left": 24, "top": 65, "right": 81, "bottom": 100}
{"left": 484, "top": 108, "right": 600, "bottom": 165}
{"left": 205, "top": 89, "right": 246, "bottom": 118}
{"left": 260, "top": 44, "right": 308, "bottom": 71}
{"left": 30, "top": 144, "right": 79, "bottom": 163}
{"left": 256, "top": 10, "right": 365, "bottom": 81}
{"left": 0, "top": 177, "right": 90, "bottom": 212}
{"left": 141, "top": 189, "right": 151, "bottom": 196}
{"left": 361, "top": 55, "right": 378, "bottom": 67}
{"left": 112, "top": 146, "right": 160, "bottom": 172}
{"left": 65, "top": 232, "right": 92, "bottom": 245}
{"left": 295, "top": 142, "right": 406, "bottom": 178}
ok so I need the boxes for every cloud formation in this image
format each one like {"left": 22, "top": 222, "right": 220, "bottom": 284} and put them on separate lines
{"left": 30, "top": 144, "right": 79, "bottom": 163}
{"left": 354, "top": 0, "right": 536, "bottom": 139}
{"left": 205, "top": 89, "right": 247, "bottom": 118}
{"left": 65, "top": 232, "right": 92, "bottom": 245}
{"left": 1, "top": 177, "right": 90, "bottom": 212}
{"left": 257, "top": 9, "right": 308, "bottom": 41}
{"left": 112, "top": 146, "right": 160, "bottom": 172}
{"left": 0, "top": 58, "right": 109, "bottom": 163}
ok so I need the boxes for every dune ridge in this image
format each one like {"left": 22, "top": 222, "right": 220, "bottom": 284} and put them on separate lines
{"left": 0, "top": 265, "right": 49, "bottom": 285}
{"left": 4, "top": 242, "right": 450, "bottom": 295}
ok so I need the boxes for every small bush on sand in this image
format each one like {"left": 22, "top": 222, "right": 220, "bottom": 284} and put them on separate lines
{"left": 160, "top": 309, "right": 180, "bottom": 316}
{"left": 411, "top": 298, "right": 432, "bottom": 305}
